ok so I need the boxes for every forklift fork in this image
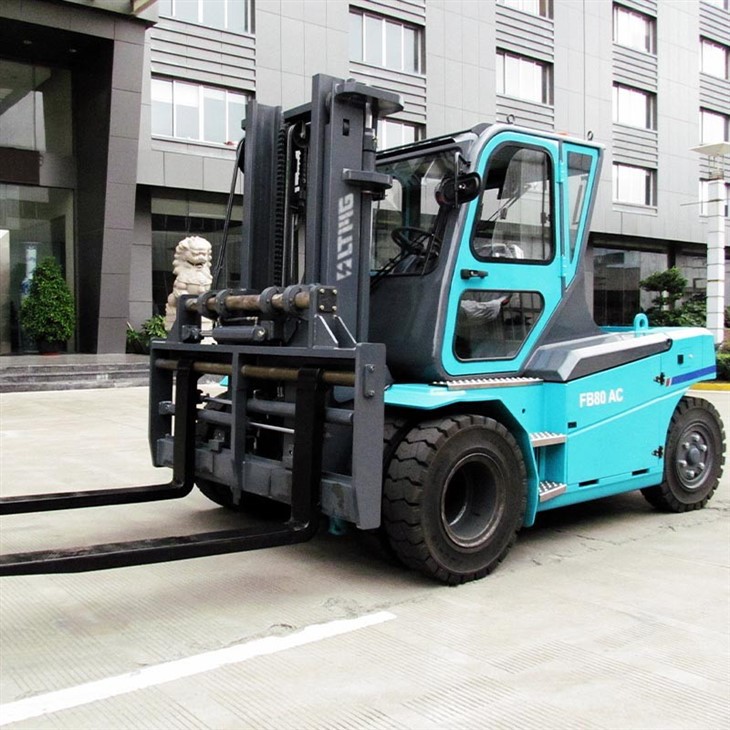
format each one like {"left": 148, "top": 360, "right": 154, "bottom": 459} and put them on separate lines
{"left": 0, "top": 362, "right": 327, "bottom": 576}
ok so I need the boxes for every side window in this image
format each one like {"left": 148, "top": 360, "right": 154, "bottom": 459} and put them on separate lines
{"left": 472, "top": 146, "right": 554, "bottom": 263}
{"left": 566, "top": 152, "right": 592, "bottom": 260}
{"left": 455, "top": 290, "right": 544, "bottom": 360}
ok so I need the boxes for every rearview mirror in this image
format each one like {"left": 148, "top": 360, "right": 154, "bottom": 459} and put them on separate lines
{"left": 436, "top": 172, "right": 481, "bottom": 207}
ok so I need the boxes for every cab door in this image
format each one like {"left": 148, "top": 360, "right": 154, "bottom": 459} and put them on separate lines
{"left": 441, "top": 132, "right": 564, "bottom": 377}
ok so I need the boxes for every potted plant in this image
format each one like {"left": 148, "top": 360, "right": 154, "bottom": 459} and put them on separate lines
{"left": 19, "top": 257, "right": 75, "bottom": 354}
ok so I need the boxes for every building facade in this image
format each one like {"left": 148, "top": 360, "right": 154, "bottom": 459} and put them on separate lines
{"left": 1, "top": 0, "right": 728, "bottom": 354}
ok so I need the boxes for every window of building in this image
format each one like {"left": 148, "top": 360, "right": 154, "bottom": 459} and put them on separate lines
{"left": 0, "top": 60, "right": 72, "bottom": 155}
{"left": 157, "top": 0, "right": 254, "bottom": 34}
{"left": 700, "top": 180, "right": 730, "bottom": 217}
{"left": 700, "top": 109, "right": 730, "bottom": 144}
{"left": 496, "top": 51, "right": 553, "bottom": 104}
{"left": 613, "top": 84, "right": 656, "bottom": 129}
{"left": 376, "top": 119, "right": 422, "bottom": 150}
{"left": 497, "top": 0, "right": 553, "bottom": 18}
{"left": 675, "top": 251, "right": 708, "bottom": 295}
{"left": 701, "top": 38, "right": 729, "bottom": 78}
{"left": 349, "top": 10, "right": 424, "bottom": 74}
{"left": 703, "top": 0, "right": 729, "bottom": 11}
{"left": 613, "top": 163, "right": 656, "bottom": 206}
{"left": 613, "top": 5, "right": 655, "bottom": 54}
{"left": 592, "top": 246, "right": 667, "bottom": 325}
{"left": 151, "top": 78, "right": 248, "bottom": 145}
{"left": 151, "top": 192, "right": 243, "bottom": 315}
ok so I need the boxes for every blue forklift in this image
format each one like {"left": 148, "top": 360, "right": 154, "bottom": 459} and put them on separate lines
{"left": 1, "top": 75, "right": 724, "bottom": 584}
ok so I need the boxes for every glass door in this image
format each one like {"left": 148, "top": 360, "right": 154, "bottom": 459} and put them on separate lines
{"left": 0, "top": 184, "right": 74, "bottom": 353}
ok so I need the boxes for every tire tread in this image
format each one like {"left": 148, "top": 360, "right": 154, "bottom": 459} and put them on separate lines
{"left": 642, "top": 396, "right": 725, "bottom": 512}
{"left": 382, "top": 414, "right": 526, "bottom": 585}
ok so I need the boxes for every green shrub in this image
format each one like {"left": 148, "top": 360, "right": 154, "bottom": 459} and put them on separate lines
{"left": 126, "top": 315, "right": 167, "bottom": 354}
{"left": 716, "top": 352, "right": 730, "bottom": 382}
{"left": 639, "top": 268, "right": 707, "bottom": 327}
{"left": 640, "top": 268, "right": 686, "bottom": 307}
{"left": 142, "top": 314, "right": 167, "bottom": 340}
{"left": 19, "top": 257, "right": 75, "bottom": 345}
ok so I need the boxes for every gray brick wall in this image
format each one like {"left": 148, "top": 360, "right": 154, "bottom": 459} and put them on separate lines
{"left": 133, "top": 0, "right": 729, "bottom": 324}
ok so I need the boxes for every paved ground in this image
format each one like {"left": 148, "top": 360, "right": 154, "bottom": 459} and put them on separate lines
{"left": 0, "top": 387, "right": 728, "bottom": 729}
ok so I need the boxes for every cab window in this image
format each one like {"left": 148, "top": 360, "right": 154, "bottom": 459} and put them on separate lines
{"left": 472, "top": 146, "right": 554, "bottom": 263}
{"left": 371, "top": 150, "right": 454, "bottom": 279}
{"left": 455, "top": 290, "right": 544, "bottom": 360}
{"left": 566, "top": 151, "right": 592, "bottom": 260}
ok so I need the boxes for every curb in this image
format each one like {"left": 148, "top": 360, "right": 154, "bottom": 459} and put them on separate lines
{"left": 690, "top": 382, "right": 730, "bottom": 391}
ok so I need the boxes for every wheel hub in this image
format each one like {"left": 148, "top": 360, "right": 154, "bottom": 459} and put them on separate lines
{"left": 676, "top": 430, "right": 710, "bottom": 487}
{"left": 441, "top": 454, "right": 501, "bottom": 549}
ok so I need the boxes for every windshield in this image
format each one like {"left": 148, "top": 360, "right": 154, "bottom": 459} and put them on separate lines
{"left": 371, "top": 150, "right": 455, "bottom": 279}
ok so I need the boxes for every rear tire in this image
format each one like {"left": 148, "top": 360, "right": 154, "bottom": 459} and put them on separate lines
{"left": 641, "top": 396, "right": 725, "bottom": 512}
{"left": 382, "top": 415, "right": 527, "bottom": 584}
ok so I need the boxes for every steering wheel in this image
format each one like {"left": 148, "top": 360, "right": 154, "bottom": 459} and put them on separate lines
{"left": 390, "top": 226, "right": 436, "bottom": 256}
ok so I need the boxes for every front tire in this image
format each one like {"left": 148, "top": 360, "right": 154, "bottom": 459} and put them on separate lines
{"left": 195, "top": 395, "right": 288, "bottom": 519}
{"left": 641, "top": 396, "right": 725, "bottom": 512}
{"left": 382, "top": 415, "right": 527, "bottom": 585}
{"left": 196, "top": 477, "right": 289, "bottom": 519}
{"left": 197, "top": 477, "right": 238, "bottom": 510}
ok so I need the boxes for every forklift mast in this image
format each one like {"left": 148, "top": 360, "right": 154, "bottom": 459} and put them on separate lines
{"left": 236, "top": 75, "right": 402, "bottom": 342}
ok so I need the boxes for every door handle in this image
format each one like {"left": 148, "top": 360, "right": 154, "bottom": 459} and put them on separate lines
{"left": 460, "top": 269, "right": 488, "bottom": 280}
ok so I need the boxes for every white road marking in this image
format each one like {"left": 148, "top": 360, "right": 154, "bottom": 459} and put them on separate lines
{"left": 0, "top": 610, "right": 396, "bottom": 727}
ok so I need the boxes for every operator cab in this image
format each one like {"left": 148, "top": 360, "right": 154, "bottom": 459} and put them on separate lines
{"left": 369, "top": 125, "right": 602, "bottom": 382}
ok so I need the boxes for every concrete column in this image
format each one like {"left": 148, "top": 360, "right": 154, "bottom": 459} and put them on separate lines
{"left": 97, "top": 28, "right": 146, "bottom": 353}
{"left": 706, "top": 177, "right": 726, "bottom": 346}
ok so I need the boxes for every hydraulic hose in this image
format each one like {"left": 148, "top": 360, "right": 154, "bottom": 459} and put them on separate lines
{"left": 212, "top": 135, "right": 246, "bottom": 288}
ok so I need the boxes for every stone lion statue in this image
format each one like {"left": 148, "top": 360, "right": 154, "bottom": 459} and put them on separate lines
{"left": 165, "top": 236, "right": 213, "bottom": 330}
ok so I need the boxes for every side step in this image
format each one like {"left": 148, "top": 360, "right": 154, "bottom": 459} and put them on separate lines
{"left": 539, "top": 481, "right": 567, "bottom": 503}
{"left": 437, "top": 376, "right": 543, "bottom": 390}
{"left": 530, "top": 432, "right": 567, "bottom": 447}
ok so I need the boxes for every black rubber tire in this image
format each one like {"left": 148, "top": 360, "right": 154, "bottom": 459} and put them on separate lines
{"left": 377, "top": 414, "right": 414, "bottom": 564}
{"left": 641, "top": 396, "right": 725, "bottom": 512}
{"left": 195, "top": 394, "right": 239, "bottom": 511}
{"left": 383, "top": 414, "right": 411, "bottom": 469}
{"left": 196, "top": 477, "right": 239, "bottom": 510}
{"left": 196, "top": 476, "right": 289, "bottom": 519}
{"left": 382, "top": 415, "right": 527, "bottom": 585}
{"left": 195, "top": 395, "right": 288, "bottom": 519}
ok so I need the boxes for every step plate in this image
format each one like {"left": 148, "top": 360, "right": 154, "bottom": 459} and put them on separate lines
{"left": 539, "top": 481, "right": 567, "bottom": 503}
{"left": 435, "top": 376, "right": 543, "bottom": 391}
{"left": 530, "top": 431, "right": 567, "bottom": 447}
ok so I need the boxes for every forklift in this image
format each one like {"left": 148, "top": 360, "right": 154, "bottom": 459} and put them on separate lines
{"left": 1, "top": 75, "right": 724, "bottom": 584}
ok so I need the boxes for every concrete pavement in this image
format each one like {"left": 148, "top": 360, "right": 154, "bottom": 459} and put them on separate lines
{"left": 0, "top": 387, "right": 728, "bottom": 729}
